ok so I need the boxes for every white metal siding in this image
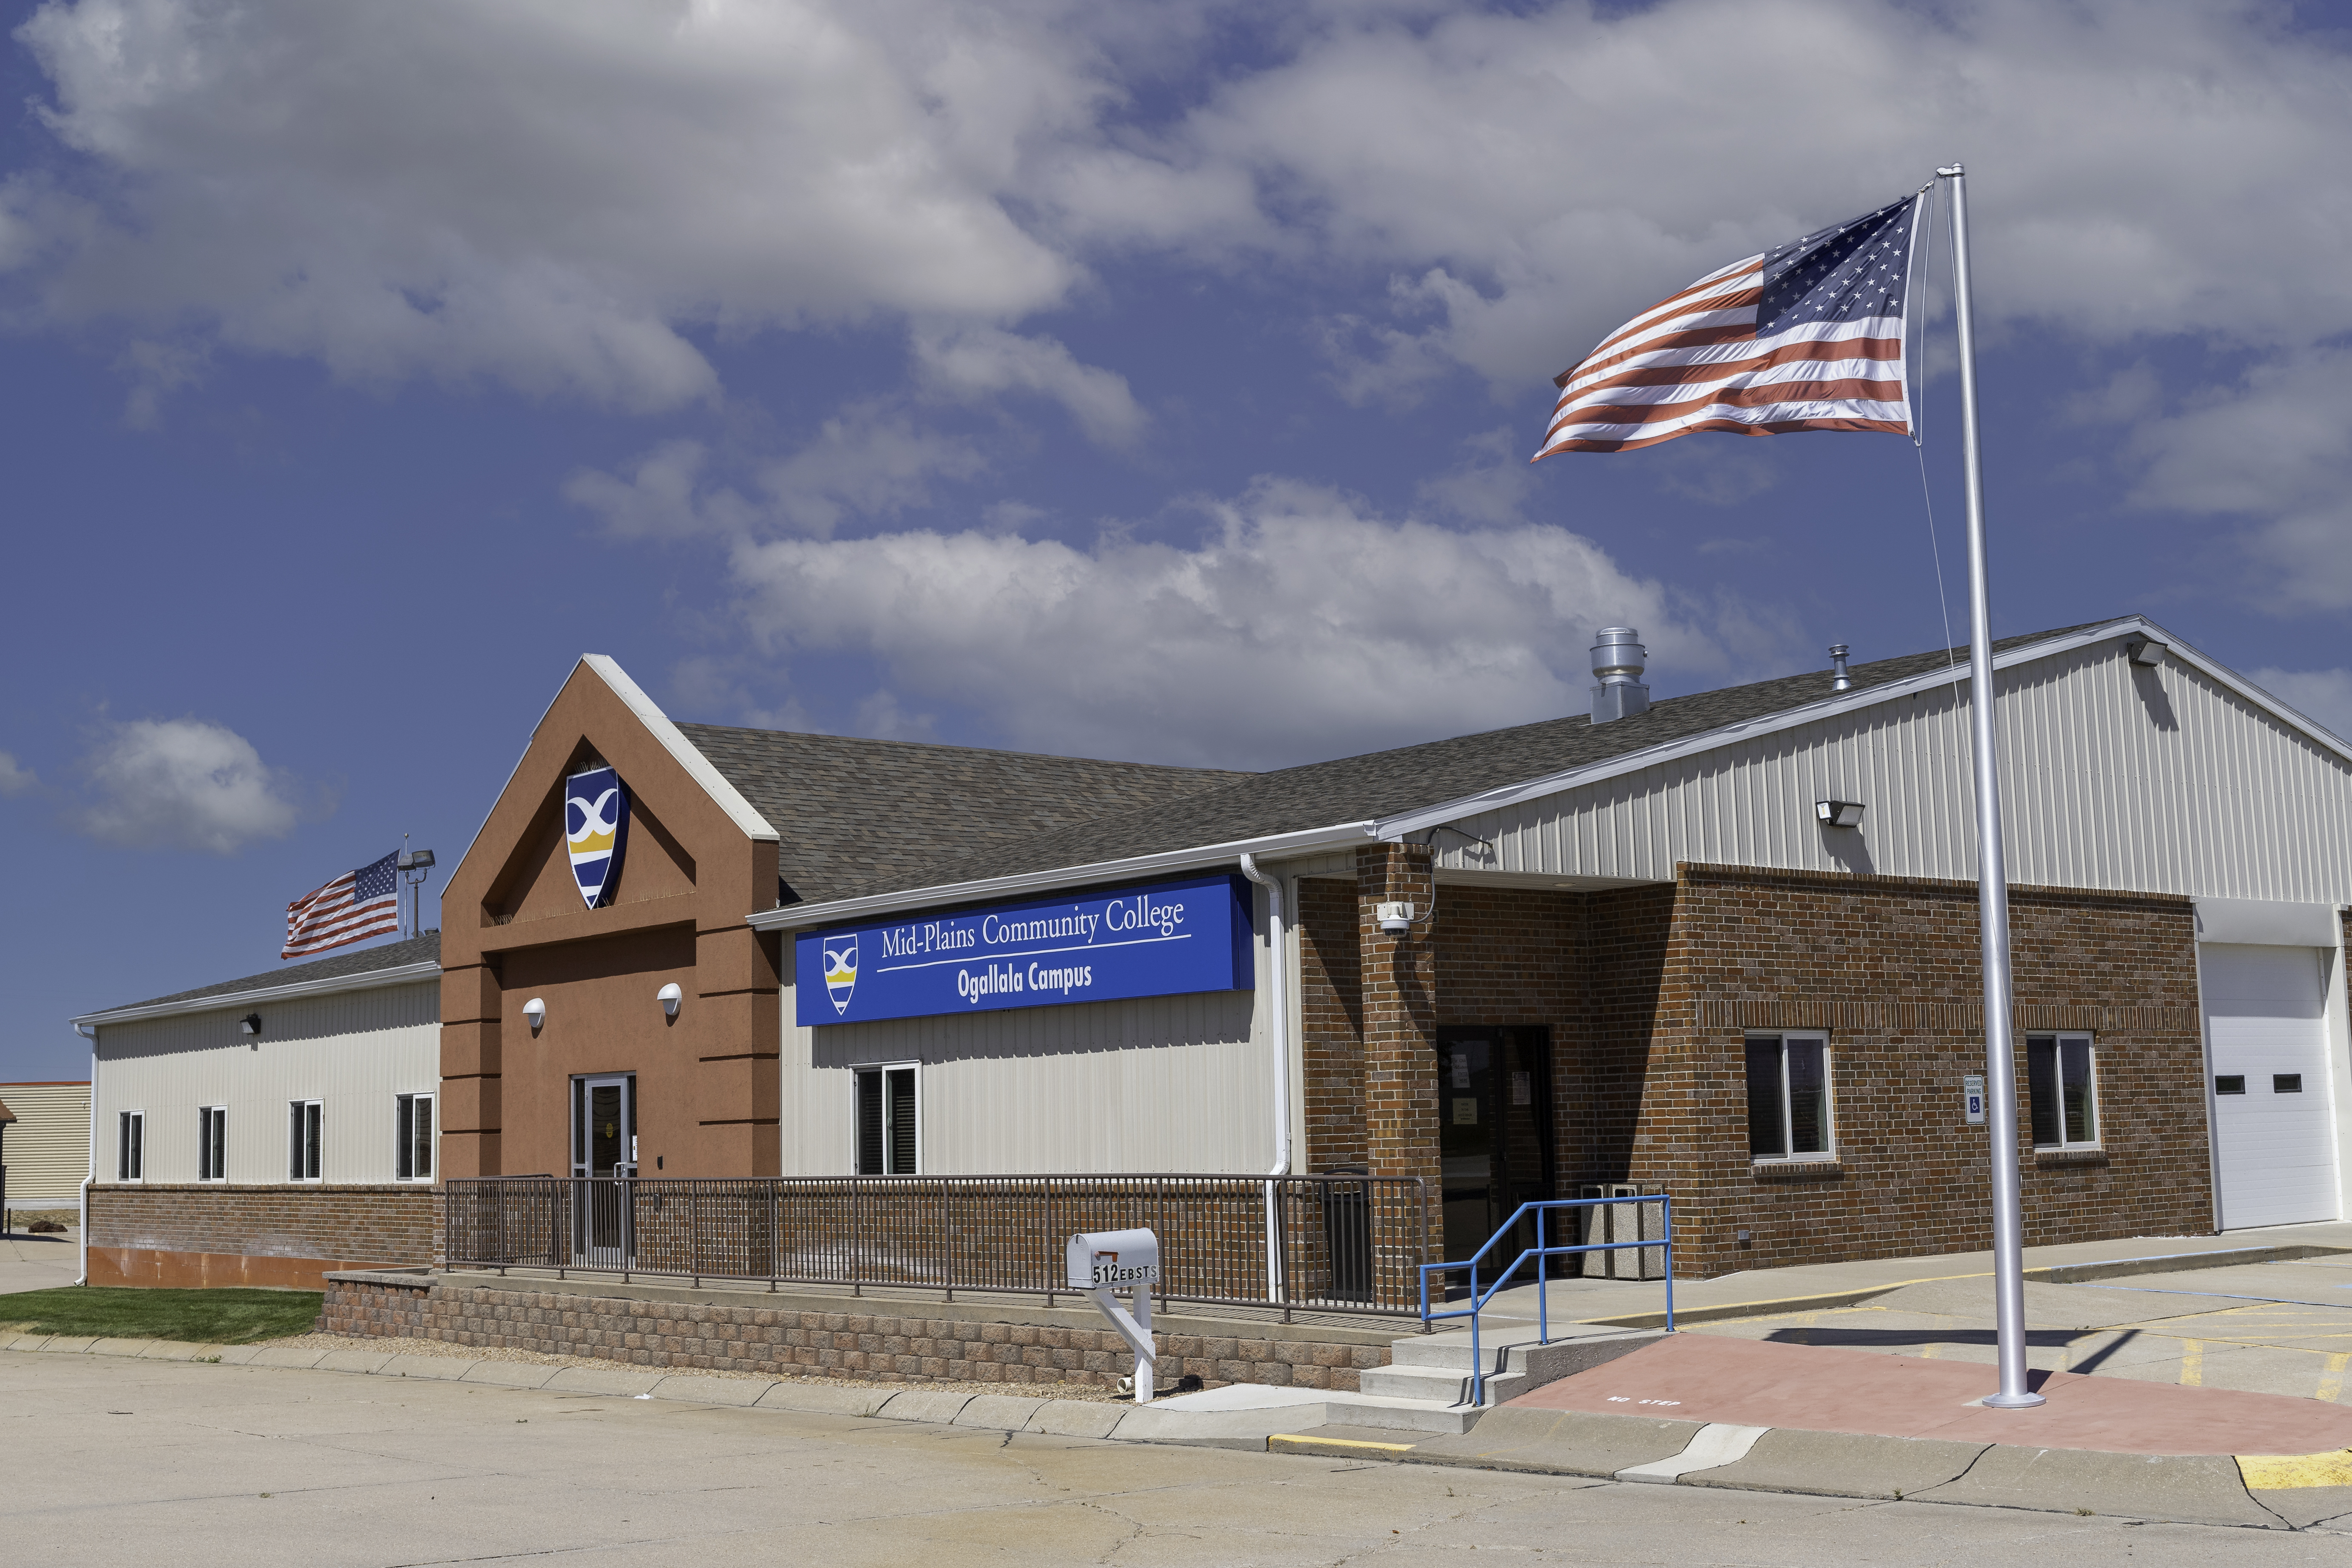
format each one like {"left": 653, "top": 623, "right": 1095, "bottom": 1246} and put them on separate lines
{"left": 90, "top": 982, "right": 439, "bottom": 1187}
{"left": 0, "top": 1082, "right": 91, "bottom": 1206}
{"left": 780, "top": 902, "right": 1275, "bottom": 1176}
{"left": 2201, "top": 944, "right": 2341, "bottom": 1228}
{"left": 1445, "top": 642, "right": 2352, "bottom": 904}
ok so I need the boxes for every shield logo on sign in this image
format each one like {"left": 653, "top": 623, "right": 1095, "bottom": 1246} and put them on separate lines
{"left": 823, "top": 935, "right": 858, "bottom": 1016}
{"left": 565, "top": 766, "right": 630, "bottom": 910}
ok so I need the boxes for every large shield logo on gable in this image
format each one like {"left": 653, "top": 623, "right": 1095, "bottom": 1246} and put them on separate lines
{"left": 823, "top": 934, "right": 858, "bottom": 1016}
{"left": 565, "top": 766, "right": 630, "bottom": 910}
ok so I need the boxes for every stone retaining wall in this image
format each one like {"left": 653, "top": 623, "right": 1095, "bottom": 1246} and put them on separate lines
{"left": 323, "top": 1274, "right": 1390, "bottom": 1393}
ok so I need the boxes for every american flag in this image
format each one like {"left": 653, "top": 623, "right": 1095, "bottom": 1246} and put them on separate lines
{"left": 282, "top": 851, "right": 400, "bottom": 959}
{"left": 1534, "top": 193, "right": 1923, "bottom": 457}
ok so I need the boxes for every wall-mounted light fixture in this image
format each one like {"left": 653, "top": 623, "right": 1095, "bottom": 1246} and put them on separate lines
{"left": 238, "top": 1013, "right": 263, "bottom": 1036}
{"left": 1815, "top": 800, "right": 1866, "bottom": 829}
{"left": 657, "top": 982, "right": 682, "bottom": 1019}
{"left": 523, "top": 997, "right": 546, "bottom": 1030}
{"left": 2125, "top": 636, "right": 2168, "bottom": 668}
{"left": 1377, "top": 901, "right": 1416, "bottom": 935}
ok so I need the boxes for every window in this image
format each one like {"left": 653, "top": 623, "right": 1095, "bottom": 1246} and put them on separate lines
{"left": 397, "top": 1093, "right": 434, "bottom": 1181}
{"left": 117, "top": 1111, "right": 144, "bottom": 1182}
{"left": 288, "top": 1100, "right": 323, "bottom": 1181}
{"left": 2275, "top": 1074, "right": 2304, "bottom": 1095}
{"left": 2027, "top": 1034, "right": 2100, "bottom": 1149}
{"left": 1745, "top": 1033, "right": 1832, "bottom": 1161}
{"left": 197, "top": 1106, "right": 227, "bottom": 1181}
{"left": 2215, "top": 1075, "right": 2247, "bottom": 1095}
{"left": 854, "top": 1064, "right": 918, "bottom": 1175}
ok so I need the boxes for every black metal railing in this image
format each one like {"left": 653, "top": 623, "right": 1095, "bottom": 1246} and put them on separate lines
{"left": 442, "top": 1173, "right": 1431, "bottom": 1319}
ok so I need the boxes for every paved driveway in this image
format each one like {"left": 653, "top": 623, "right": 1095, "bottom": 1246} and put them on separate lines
{"left": 0, "top": 1226, "right": 78, "bottom": 1295}
{"left": 2, "top": 1351, "right": 2342, "bottom": 1565}
{"left": 1689, "top": 1252, "right": 2352, "bottom": 1402}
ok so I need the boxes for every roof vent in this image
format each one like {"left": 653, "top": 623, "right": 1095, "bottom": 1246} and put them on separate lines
{"left": 1590, "top": 627, "right": 1650, "bottom": 723}
{"left": 1830, "top": 643, "right": 1852, "bottom": 692}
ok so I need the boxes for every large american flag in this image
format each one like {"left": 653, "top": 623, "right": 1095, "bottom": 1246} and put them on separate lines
{"left": 282, "top": 851, "right": 400, "bottom": 959}
{"left": 1534, "top": 193, "right": 1924, "bottom": 457}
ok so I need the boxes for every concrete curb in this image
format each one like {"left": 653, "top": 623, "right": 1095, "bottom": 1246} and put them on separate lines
{"left": 6, "top": 1335, "right": 2344, "bottom": 1528}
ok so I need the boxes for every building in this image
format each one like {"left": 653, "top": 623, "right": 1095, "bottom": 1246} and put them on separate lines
{"left": 72, "top": 613, "right": 2352, "bottom": 1288}
{"left": 0, "top": 1080, "right": 89, "bottom": 1226}
{"left": 73, "top": 935, "right": 440, "bottom": 1287}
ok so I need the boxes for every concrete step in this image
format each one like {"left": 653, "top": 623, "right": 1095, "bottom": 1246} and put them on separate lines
{"left": 1357, "top": 1362, "right": 1473, "bottom": 1403}
{"left": 1388, "top": 1336, "right": 1515, "bottom": 1374}
{"left": 1382, "top": 1324, "right": 1667, "bottom": 1406}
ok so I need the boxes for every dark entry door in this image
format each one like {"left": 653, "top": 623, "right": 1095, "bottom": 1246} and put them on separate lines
{"left": 570, "top": 1074, "right": 637, "bottom": 1267}
{"left": 1436, "top": 1028, "right": 1554, "bottom": 1272}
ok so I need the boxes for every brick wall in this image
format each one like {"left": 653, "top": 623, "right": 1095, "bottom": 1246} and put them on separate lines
{"left": 1636, "top": 863, "right": 2208, "bottom": 1275}
{"left": 1297, "top": 877, "right": 1366, "bottom": 1172}
{"left": 321, "top": 1275, "right": 1390, "bottom": 1392}
{"left": 85, "top": 1184, "right": 437, "bottom": 1287}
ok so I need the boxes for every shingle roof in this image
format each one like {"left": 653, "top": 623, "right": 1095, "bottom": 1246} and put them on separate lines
{"left": 674, "top": 726, "right": 1254, "bottom": 906}
{"left": 823, "top": 622, "right": 2121, "bottom": 900}
{"left": 98, "top": 931, "right": 442, "bottom": 1014}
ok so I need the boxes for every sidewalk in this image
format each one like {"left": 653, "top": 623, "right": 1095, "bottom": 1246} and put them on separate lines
{"left": 0, "top": 1226, "right": 79, "bottom": 1296}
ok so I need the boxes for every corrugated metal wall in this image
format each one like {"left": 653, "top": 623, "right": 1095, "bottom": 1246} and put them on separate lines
{"left": 1446, "top": 641, "right": 2352, "bottom": 904}
{"left": 780, "top": 896, "right": 1276, "bottom": 1175}
{"left": 91, "top": 983, "right": 439, "bottom": 1187}
{"left": 0, "top": 1082, "right": 91, "bottom": 1206}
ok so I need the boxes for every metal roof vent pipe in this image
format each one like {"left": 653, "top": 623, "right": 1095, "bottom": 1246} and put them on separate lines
{"left": 1590, "top": 627, "right": 1651, "bottom": 723}
{"left": 1830, "top": 643, "right": 1852, "bottom": 691}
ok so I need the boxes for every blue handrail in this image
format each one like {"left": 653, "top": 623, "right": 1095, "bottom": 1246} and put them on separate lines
{"left": 1417, "top": 1194, "right": 1673, "bottom": 1406}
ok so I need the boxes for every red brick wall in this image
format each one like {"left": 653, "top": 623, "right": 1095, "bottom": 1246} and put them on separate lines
{"left": 1636, "top": 863, "right": 2208, "bottom": 1276}
{"left": 85, "top": 1183, "right": 438, "bottom": 1288}
{"left": 1297, "top": 877, "right": 1366, "bottom": 1171}
{"left": 1358, "top": 844, "right": 1439, "bottom": 1186}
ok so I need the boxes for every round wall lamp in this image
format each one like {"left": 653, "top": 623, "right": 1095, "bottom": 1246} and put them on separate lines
{"left": 523, "top": 997, "right": 546, "bottom": 1030}
{"left": 658, "top": 982, "right": 682, "bottom": 1019}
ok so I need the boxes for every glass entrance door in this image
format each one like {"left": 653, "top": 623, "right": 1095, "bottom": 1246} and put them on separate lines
{"left": 1436, "top": 1028, "right": 1554, "bottom": 1276}
{"left": 571, "top": 1074, "right": 637, "bottom": 1268}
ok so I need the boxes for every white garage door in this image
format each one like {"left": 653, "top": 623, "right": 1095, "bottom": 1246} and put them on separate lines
{"left": 2203, "top": 943, "right": 2340, "bottom": 1229}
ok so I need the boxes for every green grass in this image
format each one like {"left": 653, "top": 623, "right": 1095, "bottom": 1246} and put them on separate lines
{"left": 0, "top": 1286, "right": 322, "bottom": 1345}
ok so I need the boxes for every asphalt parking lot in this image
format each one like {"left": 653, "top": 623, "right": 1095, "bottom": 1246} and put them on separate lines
{"left": 6, "top": 1350, "right": 2347, "bottom": 1567}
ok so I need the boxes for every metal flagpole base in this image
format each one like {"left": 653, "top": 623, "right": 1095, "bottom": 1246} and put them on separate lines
{"left": 1980, "top": 1390, "right": 2047, "bottom": 1409}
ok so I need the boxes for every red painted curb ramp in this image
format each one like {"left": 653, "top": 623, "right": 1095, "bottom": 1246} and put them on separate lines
{"left": 1507, "top": 1333, "right": 2352, "bottom": 1457}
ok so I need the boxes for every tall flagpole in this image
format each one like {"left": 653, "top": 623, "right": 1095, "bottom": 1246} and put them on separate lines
{"left": 1939, "top": 162, "right": 2043, "bottom": 1409}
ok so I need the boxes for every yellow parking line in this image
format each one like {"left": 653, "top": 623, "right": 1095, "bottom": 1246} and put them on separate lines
{"left": 2180, "top": 1338, "right": 2203, "bottom": 1386}
{"left": 1269, "top": 1434, "right": 1417, "bottom": 1455}
{"left": 2238, "top": 1449, "right": 2352, "bottom": 1491}
{"left": 2318, "top": 1352, "right": 2349, "bottom": 1404}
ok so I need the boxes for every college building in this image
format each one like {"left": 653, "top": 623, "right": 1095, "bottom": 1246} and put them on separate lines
{"left": 70, "top": 614, "right": 2352, "bottom": 1290}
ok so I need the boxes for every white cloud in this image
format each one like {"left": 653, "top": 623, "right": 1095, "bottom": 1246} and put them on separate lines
{"left": 722, "top": 477, "right": 1736, "bottom": 766}
{"left": 2249, "top": 668, "right": 2352, "bottom": 747}
{"left": 911, "top": 324, "right": 1145, "bottom": 446}
{"left": 2123, "top": 348, "right": 2352, "bottom": 611}
{"left": 0, "top": 751, "right": 37, "bottom": 796}
{"left": 568, "top": 405, "right": 987, "bottom": 541}
{"left": 10, "top": 0, "right": 1089, "bottom": 407}
{"left": 71, "top": 717, "right": 307, "bottom": 853}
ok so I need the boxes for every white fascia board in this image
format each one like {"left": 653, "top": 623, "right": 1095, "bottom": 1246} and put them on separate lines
{"left": 70, "top": 961, "right": 442, "bottom": 1030}
{"left": 745, "top": 822, "right": 1375, "bottom": 932}
{"left": 1375, "top": 616, "right": 2351, "bottom": 840}
{"left": 449, "top": 654, "right": 781, "bottom": 890}
{"left": 582, "top": 654, "right": 778, "bottom": 843}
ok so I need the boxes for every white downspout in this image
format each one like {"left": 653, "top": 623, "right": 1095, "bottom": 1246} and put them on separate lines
{"left": 1238, "top": 854, "right": 1291, "bottom": 1304}
{"left": 76, "top": 1023, "right": 97, "bottom": 1286}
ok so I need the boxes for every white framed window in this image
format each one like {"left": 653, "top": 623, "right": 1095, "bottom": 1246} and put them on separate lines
{"left": 2027, "top": 1033, "right": 2100, "bottom": 1149}
{"left": 117, "top": 1110, "right": 144, "bottom": 1182}
{"left": 853, "top": 1063, "right": 919, "bottom": 1175}
{"left": 1745, "top": 1033, "right": 1834, "bottom": 1162}
{"left": 288, "top": 1100, "right": 323, "bottom": 1182}
{"left": 197, "top": 1105, "right": 227, "bottom": 1181}
{"left": 396, "top": 1093, "right": 434, "bottom": 1182}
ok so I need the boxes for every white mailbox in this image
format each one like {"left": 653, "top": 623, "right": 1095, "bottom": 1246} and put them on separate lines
{"left": 1067, "top": 1228, "right": 1160, "bottom": 1291}
{"left": 1065, "top": 1228, "right": 1161, "bottom": 1404}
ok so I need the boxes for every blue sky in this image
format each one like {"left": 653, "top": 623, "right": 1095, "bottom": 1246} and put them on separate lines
{"left": 6, "top": 0, "right": 2351, "bottom": 1080}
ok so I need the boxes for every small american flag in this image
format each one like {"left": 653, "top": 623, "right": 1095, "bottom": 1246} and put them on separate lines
{"left": 1534, "top": 193, "right": 1923, "bottom": 457}
{"left": 282, "top": 851, "right": 400, "bottom": 959}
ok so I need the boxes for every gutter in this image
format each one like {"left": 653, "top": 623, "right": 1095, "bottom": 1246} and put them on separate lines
{"left": 747, "top": 821, "right": 1375, "bottom": 932}
{"left": 76, "top": 1023, "right": 95, "bottom": 1287}
{"left": 70, "top": 959, "right": 442, "bottom": 1030}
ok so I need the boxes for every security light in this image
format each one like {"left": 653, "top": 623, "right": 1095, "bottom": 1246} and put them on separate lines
{"left": 1377, "top": 901, "right": 1415, "bottom": 935}
{"left": 1815, "top": 800, "right": 1866, "bottom": 829}
{"left": 238, "top": 1013, "right": 262, "bottom": 1036}
{"left": 2125, "top": 637, "right": 2167, "bottom": 668}
{"left": 398, "top": 848, "right": 437, "bottom": 870}
{"left": 658, "top": 982, "right": 682, "bottom": 1018}
{"left": 523, "top": 997, "right": 546, "bottom": 1029}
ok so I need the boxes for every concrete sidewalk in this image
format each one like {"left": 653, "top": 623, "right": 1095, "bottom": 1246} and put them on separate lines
{"left": 0, "top": 1225, "right": 79, "bottom": 1295}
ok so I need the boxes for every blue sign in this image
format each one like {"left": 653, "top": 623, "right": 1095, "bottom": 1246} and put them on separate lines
{"left": 565, "top": 767, "right": 629, "bottom": 910}
{"left": 795, "top": 874, "right": 1254, "bottom": 1026}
